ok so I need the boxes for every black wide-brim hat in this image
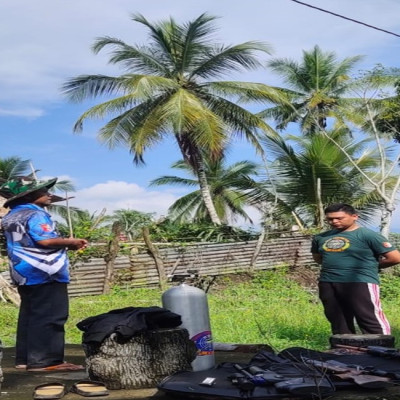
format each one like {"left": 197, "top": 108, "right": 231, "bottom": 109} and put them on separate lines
{"left": 1, "top": 177, "right": 58, "bottom": 208}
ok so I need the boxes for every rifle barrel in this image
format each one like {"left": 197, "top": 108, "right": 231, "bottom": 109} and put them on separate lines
{"left": 333, "top": 344, "right": 400, "bottom": 358}
{"left": 332, "top": 344, "right": 368, "bottom": 351}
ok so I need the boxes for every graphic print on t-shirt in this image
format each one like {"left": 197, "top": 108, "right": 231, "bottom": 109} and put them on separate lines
{"left": 322, "top": 237, "right": 350, "bottom": 252}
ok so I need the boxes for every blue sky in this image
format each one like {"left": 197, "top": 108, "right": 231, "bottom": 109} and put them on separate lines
{"left": 1, "top": 0, "right": 400, "bottom": 228}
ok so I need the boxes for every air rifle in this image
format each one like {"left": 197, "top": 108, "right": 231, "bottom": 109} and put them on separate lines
{"left": 304, "top": 358, "right": 393, "bottom": 389}
{"left": 334, "top": 344, "right": 400, "bottom": 359}
{"left": 234, "top": 364, "right": 284, "bottom": 385}
{"left": 235, "top": 364, "right": 335, "bottom": 396}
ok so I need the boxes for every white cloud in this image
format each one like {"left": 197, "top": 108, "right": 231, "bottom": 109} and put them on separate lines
{"left": 0, "top": 107, "right": 44, "bottom": 118}
{"left": 67, "top": 180, "right": 178, "bottom": 217}
{"left": 63, "top": 180, "right": 264, "bottom": 230}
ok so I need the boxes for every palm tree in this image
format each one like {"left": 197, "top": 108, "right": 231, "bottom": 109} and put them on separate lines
{"left": 62, "top": 13, "right": 283, "bottom": 225}
{"left": 150, "top": 158, "right": 261, "bottom": 224}
{"left": 112, "top": 209, "right": 154, "bottom": 240}
{"left": 0, "top": 157, "right": 32, "bottom": 181}
{"left": 56, "top": 208, "right": 111, "bottom": 241}
{"left": 260, "top": 45, "right": 363, "bottom": 134}
{"left": 248, "top": 129, "right": 382, "bottom": 230}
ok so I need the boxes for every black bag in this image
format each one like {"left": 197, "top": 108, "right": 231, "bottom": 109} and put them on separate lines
{"left": 158, "top": 351, "right": 335, "bottom": 399}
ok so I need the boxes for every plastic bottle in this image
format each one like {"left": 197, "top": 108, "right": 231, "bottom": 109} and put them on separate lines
{"left": 162, "top": 283, "right": 215, "bottom": 371}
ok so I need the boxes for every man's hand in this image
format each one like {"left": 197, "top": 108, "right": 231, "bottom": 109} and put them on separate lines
{"left": 67, "top": 239, "right": 88, "bottom": 251}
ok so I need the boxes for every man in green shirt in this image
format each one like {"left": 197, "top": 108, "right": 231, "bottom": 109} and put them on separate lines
{"left": 311, "top": 203, "right": 400, "bottom": 335}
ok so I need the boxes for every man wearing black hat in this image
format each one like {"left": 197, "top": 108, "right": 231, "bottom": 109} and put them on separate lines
{"left": 0, "top": 177, "right": 88, "bottom": 371}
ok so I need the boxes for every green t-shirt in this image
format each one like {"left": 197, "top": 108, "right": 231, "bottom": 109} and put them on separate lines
{"left": 311, "top": 227, "right": 395, "bottom": 284}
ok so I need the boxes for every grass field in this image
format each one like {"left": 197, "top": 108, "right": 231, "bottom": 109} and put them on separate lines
{"left": 1, "top": 268, "right": 400, "bottom": 352}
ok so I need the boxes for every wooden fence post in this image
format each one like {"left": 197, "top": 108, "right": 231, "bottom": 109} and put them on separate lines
{"left": 250, "top": 230, "right": 265, "bottom": 272}
{"left": 0, "top": 274, "right": 20, "bottom": 306}
{"left": 103, "top": 222, "right": 121, "bottom": 294}
{"left": 142, "top": 226, "right": 167, "bottom": 290}
{"left": 0, "top": 212, "right": 20, "bottom": 306}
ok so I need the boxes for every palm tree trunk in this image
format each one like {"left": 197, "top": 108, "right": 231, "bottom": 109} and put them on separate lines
{"left": 175, "top": 133, "right": 222, "bottom": 225}
{"left": 196, "top": 162, "right": 222, "bottom": 225}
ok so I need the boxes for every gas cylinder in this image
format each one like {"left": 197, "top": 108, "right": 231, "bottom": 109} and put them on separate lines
{"left": 162, "top": 283, "right": 215, "bottom": 371}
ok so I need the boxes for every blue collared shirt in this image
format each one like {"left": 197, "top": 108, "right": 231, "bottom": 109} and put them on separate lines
{"left": 1, "top": 204, "right": 69, "bottom": 285}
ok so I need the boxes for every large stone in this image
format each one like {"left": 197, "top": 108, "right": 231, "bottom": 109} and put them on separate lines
{"left": 83, "top": 328, "right": 197, "bottom": 389}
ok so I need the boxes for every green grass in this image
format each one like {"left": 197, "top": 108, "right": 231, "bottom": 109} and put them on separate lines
{"left": 1, "top": 269, "right": 400, "bottom": 352}
{"left": 209, "top": 270, "right": 331, "bottom": 351}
